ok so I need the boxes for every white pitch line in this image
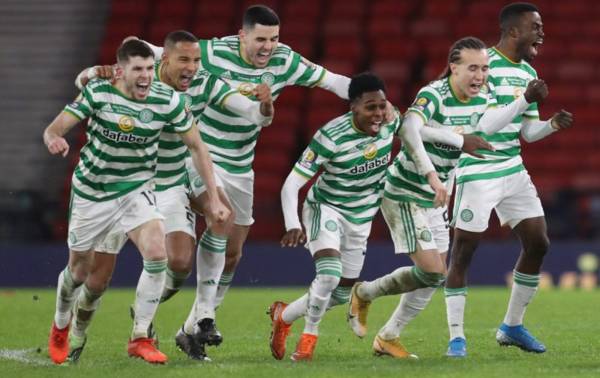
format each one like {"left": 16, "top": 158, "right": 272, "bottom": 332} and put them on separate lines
{"left": 0, "top": 348, "right": 53, "bottom": 366}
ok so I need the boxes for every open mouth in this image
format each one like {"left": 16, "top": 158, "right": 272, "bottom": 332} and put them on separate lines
{"left": 256, "top": 51, "right": 271, "bottom": 64}
{"left": 531, "top": 39, "right": 543, "bottom": 56}
{"left": 179, "top": 74, "right": 193, "bottom": 89}
{"left": 469, "top": 83, "right": 482, "bottom": 93}
{"left": 135, "top": 82, "right": 150, "bottom": 97}
{"left": 369, "top": 120, "right": 382, "bottom": 135}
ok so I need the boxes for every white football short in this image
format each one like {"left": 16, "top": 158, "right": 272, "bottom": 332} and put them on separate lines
{"left": 186, "top": 157, "right": 253, "bottom": 226}
{"left": 302, "top": 201, "right": 371, "bottom": 279}
{"left": 452, "top": 170, "right": 545, "bottom": 232}
{"left": 381, "top": 197, "right": 449, "bottom": 254}
{"left": 68, "top": 183, "right": 163, "bottom": 254}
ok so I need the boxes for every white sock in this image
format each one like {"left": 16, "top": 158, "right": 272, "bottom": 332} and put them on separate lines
{"left": 282, "top": 293, "right": 308, "bottom": 324}
{"left": 214, "top": 271, "right": 234, "bottom": 308}
{"left": 303, "top": 257, "right": 342, "bottom": 335}
{"left": 379, "top": 287, "right": 437, "bottom": 340}
{"left": 445, "top": 287, "right": 467, "bottom": 340}
{"left": 281, "top": 286, "right": 352, "bottom": 325}
{"left": 503, "top": 271, "right": 539, "bottom": 326}
{"left": 357, "top": 266, "right": 420, "bottom": 301}
{"left": 191, "top": 231, "right": 227, "bottom": 325}
{"left": 72, "top": 285, "right": 103, "bottom": 338}
{"left": 54, "top": 267, "right": 83, "bottom": 329}
{"left": 131, "top": 259, "right": 167, "bottom": 339}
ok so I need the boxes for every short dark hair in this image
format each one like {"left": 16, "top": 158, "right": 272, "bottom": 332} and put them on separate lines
{"left": 117, "top": 39, "right": 154, "bottom": 64}
{"left": 164, "top": 30, "right": 198, "bottom": 49}
{"left": 243, "top": 5, "right": 280, "bottom": 29}
{"left": 349, "top": 72, "right": 386, "bottom": 103}
{"left": 439, "top": 36, "right": 487, "bottom": 79}
{"left": 499, "top": 2, "right": 540, "bottom": 35}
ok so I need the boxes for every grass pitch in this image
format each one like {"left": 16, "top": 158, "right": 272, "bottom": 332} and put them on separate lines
{"left": 1, "top": 287, "right": 598, "bottom": 377}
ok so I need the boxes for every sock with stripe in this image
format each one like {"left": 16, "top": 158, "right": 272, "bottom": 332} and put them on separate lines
{"left": 503, "top": 270, "right": 540, "bottom": 326}
{"left": 378, "top": 287, "right": 437, "bottom": 340}
{"left": 192, "top": 231, "right": 227, "bottom": 325}
{"left": 445, "top": 287, "right": 467, "bottom": 340}
{"left": 281, "top": 285, "right": 352, "bottom": 324}
{"left": 131, "top": 259, "right": 167, "bottom": 339}
{"left": 357, "top": 266, "right": 443, "bottom": 301}
{"left": 214, "top": 271, "right": 234, "bottom": 308}
{"left": 303, "top": 257, "right": 342, "bottom": 335}
{"left": 54, "top": 267, "right": 83, "bottom": 329}
{"left": 72, "top": 284, "right": 103, "bottom": 338}
{"left": 160, "top": 267, "right": 190, "bottom": 303}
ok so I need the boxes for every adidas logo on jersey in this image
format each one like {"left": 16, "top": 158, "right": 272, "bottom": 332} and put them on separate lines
{"left": 350, "top": 154, "right": 390, "bottom": 175}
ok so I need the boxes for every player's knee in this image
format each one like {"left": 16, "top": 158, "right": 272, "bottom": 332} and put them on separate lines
{"left": 86, "top": 272, "right": 112, "bottom": 293}
{"left": 525, "top": 234, "right": 550, "bottom": 257}
{"left": 415, "top": 266, "right": 446, "bottom": 288}
{"left": 168, "top": 256, "right": 193, "bottom": 275}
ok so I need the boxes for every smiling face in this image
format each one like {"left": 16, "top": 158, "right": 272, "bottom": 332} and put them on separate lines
{"left": 351, "top": 90, "right": 387, "bottom": 136}
{"left": 239, "top": 23, "right": 279, "bottom": 68}
{"left": 514, "top": 11, "right": 544, "bottom": 62}
{"left": 117, "top": 56, "right": 155, "bottom": 100}
{"left": 450, "top": 48, "right": 489, "bottom": 101}
{"left": 161, "top": 41, "right": 200, "bottom": 91}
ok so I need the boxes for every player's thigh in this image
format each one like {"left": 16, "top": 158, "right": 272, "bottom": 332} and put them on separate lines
{"left": 156, "top": 185, "right": 196, "bottom": 240}
{"left": 122, "top": 186, "right": 166, "bottom": 260}
{"left": 452, "top": 179, "right": 500, "bottom": 232}
{"left": 496, "top": 171, "right": 545, "bottom": 229}
{"left": 68, "top": 192, "right": 121, "bottom": 253}
{"left": 381, "top": 198, "right": 439, "bottom": 254}
{"left": 339, "top": 220, "right": 371, "bottom": 280}
{"left": 302, "top": 202, "right": 343, "bottom": 257}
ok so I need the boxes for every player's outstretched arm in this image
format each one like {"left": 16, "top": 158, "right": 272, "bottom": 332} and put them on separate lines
{"left": 43, "top": 111, "right": 81, "bottom": 157}
{"left": 420, "top": 127, "right": 494, "bottom": 158}
{"left": 399, "top": 112, "right": 448, "bottom": 208}
{"left": 478, "top": 79, "right": 548, "bottom": 135}
{"left": 280, "top": 170, "right": 310, "bottom": 247}
{"left": 222, "top": 83, "right": 274, "bottom": 127}
{"left": 521, "top": 109, "right": 573, "bottom": 142}
{"left": 180, "top": 125, "right": 230, "bottom": 224}
{"left": 317, "top": 71, "right": 351, "bottom": 100}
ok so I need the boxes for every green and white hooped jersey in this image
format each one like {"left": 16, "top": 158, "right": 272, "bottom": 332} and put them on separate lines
{"left": 384, "top": 77, "right": 497, "bottom": 208}
{"left": 153, "top": 60, "right": 236, "bottom": 191}
{"left": 456, "top": 47, "right": 539, "bottom": 184}
{"left": 293, "top": 112, "right": 400, "bottom": 225}
{"left": 198, "top": 36, "right": 327, "bottom": 174}
{"left": 65, "top": 78, "right": 193, "bottom": 201}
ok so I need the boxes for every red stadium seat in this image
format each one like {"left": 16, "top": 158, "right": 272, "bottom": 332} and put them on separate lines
{"left": 371, "top": 0, "right": 417, "bottom": 18}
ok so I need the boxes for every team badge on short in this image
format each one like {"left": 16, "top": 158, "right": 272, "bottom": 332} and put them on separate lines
{"left": 139, "top": 109, "right": 154, "bottom": 123}
{"left": 460, "top": 209, "right": 474, "bottom": 222}
{"left": 300, "top": 149, "right": 316, "bottom": 168}
{"left": 363, "top": 143, "right": 378, "bottom": 160}
{"left": 193, "top": 176, "right": 203, "bottom": 188}
{"left": 68, "top": 232, "right": 77, "bottom": 244}
{"left": 419, "top": 230, "right": 432, "bottom": 242}
{"left": 118, "top": 115, "right": 134, "bottom": 132}
{"left": 325, "top": 220, "right": 338, "bottom": 232}
{"left": 260, "top": 72, "right": 275, "bottom": 86}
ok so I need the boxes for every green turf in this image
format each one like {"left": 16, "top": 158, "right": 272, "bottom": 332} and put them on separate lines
{"left": 1, "top": 287, "right": 598, "bottom": 377}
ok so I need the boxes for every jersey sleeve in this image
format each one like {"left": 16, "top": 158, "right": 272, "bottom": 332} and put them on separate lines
{"left": 286, "top": 51, "right": 327, "bottom": 88}
{"left": 406, "top": 87, "right": 438, "bottom": 124}
{"left": 208, "top": 75, "right": 238, "bottom": 107}
{"left": 63, "top": 84, "right": 96, "bottom": 120}
{"left": 167, "top": 92, "right": 194, "bottom": 133}
{"left": 292, "top": 130, "right": 336, "bottom": 179}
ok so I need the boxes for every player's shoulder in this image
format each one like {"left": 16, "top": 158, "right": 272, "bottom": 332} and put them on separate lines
{"left": 206, "top": 35, "right": 240, "bottom": 52}
{"left": 422, "top": 78, "right": 449, "bottom": 97}
{"left": 319, "top": 113, "right": 353, "bottom": 142}
{"left": 86, "top": 77, "right": 111, "bottom": 92}
{"left": 150, "top": 80, "right": 177, "bottom": 101}
{"left": 521, "top": 60, "right": 538, "bottom": 78}
{"left": 272, "top": 41, "right": 293, "bottom": 59}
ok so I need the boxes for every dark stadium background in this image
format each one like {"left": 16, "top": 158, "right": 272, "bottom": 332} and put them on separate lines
{"left": 1, "top": 0, "right": 598, "bottom": 287}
